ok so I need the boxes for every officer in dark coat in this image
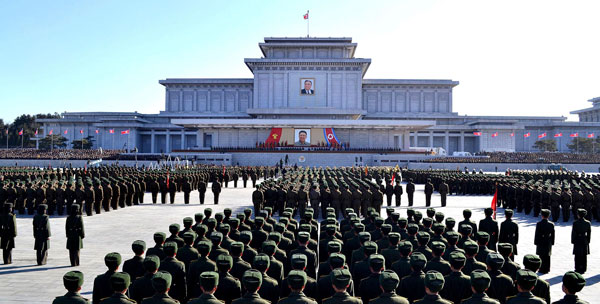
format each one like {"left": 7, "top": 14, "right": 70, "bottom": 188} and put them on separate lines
{"left": 231, "top": 269, "right": 270, "bottom": 304}
{"left": 212, "top": 180, "right": 221, "bottom": 205}
{"left": 385, "top": 182, "right": 394, "bottom": 207}
{"left": 188, "top": 271, "right": 223, "bottom": 304}
{"left": 139, "top": 271, "right": 179, "bottom": 304}
{"left": 198, "top": 179, "right": 207, "bottom": 205}
{"left": 406, "top": 179, "right": 415, "bottom": 207}
{"left": 498, "top": 209, "right": 519, "bottom": 258}
{"left": 53, "top": 271, "right": 90, "bottom": 304}
{"left": 393, "top": 180, "right": 403, "bottom": 207}
{"left": 369, "top": 270, "right": 409, "bottom": 304}
{"left": 66, "top": 204, "right": 85, "bottom": 266}
{"left": 182, "top": 178, "right": 192, "bottom": 204}
{"left": 99, "top": 272, "right": 135, "bottom": 304}
{"left": 129, "top": 255, "right": 160, "bottom": 304}
{"left": 93, "top": 252, "right": 122, "bottom": 304}
{"left": 0, "top": 203, "right": 17, "bottom": 264}
{"left": 159, "top": 242, "right": 187, "bottom": 302}
{"left": 33, "top": 204, "right": 51, "bottom": 265}
{"left": 522, "top": 255, "right": 550, "bottom": 304}
{"left": 572, "top": 209, "right": 591, "bottom": 274}
{"left": 553, "top": 271, "right": 589, "bottom": 304}
{"left": 461, "top": 270, "right": 500, "bottom": 304}
{"left": 424, "top": 179, "right": 434, "bottom": 207}
{"left": 278, "top": 270, "right": 317, "bottom": 304}
{"left": 534, "top": 209, "right": 554, "bottom": 273}
{"left": 168, "top": 179, "right": 177, "bottom": 204}
{"left": 414, "top": 271, "right": 452, "bottom": 304}
{"left": 322, "top": 267, "right": 362, "bottom": 304}
{"left": 440, "top": 251, "right": 472, "bottom": 304}
{"left": 439, "top": 180, "right": 449, "bottom": 207}
{"left": 398, "top": 253, "right": 427, "bottom": 302}
{"left": 214, "top": 254, "right": 242, "bottom": 304}
{"left": 150, "top": 178, "right": 159, "bottom": 204}
{"left": 123, "top": 240, "right": 146, "bottom": 281}
{"left": 506, "top": 270, "right": 545, "bottom": 304}
{"left": 479, "top": 208, "right": 499, "bottom": 252}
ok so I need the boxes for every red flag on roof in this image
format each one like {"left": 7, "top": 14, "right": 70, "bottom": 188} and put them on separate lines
{"left": 64, "top": 130, "right": 68, "bottom": 135}
{"left": 570, "top": 133, "right": 578, "bottom": 137}
{"left": 109, "top": 129, "right": 115, "bottom": 134}
{"left": 538, "top": 133, "right": 547, "bottom": 139}
{"left": 95, "top": 129, "right": 99, "bottom": 134}
{"left": 473, "top": 132, "right": 482, "bottom": 136}
{"left": 510, "top": 132, "right": 514, "bottom": 137}
{"left": 303, "top": 11, "right": 309, "bottom": 19}
{"left": 491, "top": 132, "right": 498, "bottom": 137}
{"left": 121, "top": 130, "right": 130, "bottom": 135}
{"left": 554, "top": 133, "right": 562, "bottom": 137}
{"left": 80, "top": 129, "right": 84, "bottom": 134}
{"left": 524, "top": 133, "right": 531, "bottom": 138}
{"left": 588, "top": 133, "right": 595, "bottom": 138}
{"left": 49, "top": 130, "right": 53, "bottom": 135}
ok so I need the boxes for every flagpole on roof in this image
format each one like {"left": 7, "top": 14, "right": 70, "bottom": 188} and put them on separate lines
{"left": 306, "top": 10, "right": 309, "bottom": 37}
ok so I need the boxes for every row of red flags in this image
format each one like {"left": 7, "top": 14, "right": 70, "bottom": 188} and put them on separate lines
{"left": 473, "top": 132, "right": 594, "bottom": 139}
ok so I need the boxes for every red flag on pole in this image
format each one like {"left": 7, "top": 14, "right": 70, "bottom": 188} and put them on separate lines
{"left": 222, "top": 165, "right": 226, "bottom": 177}
{"left": 49, "top": 129, "right": 53, "bottom": 135}
{"left": 554, "top": 133, "right": 562, "bottom": 137}
{"left": 491, "top": 132, "right": 498, "bottom": 137}
{"left": 473, "top": 132, "right": 482, "bottom": 136}
{"left": 570, "top": 133, "right": 578, "bottom": 137}
{"left": 538, "top": 133, "right": 547, "bottom": 139}
{"left": 18, "top": 129, "right": 23, "bottom": 136}
{"left": 64, "top": 130, "right": 68, "bottom": 135}
{"left": 166, "top": 170, "right": 170, "bottom": 189}
{"left": 510, "top": 132, "right": 514, "bottom": 137}
{"left": 491, "top": 188, "right": 498, "bottom": 220}
{"left": 95, "top": 129, "right": 99, "bottom": 134}
{"left": 109, "top": 129, "right": 115, "bottom": 134}
{"left": 80, "top": 129, "right": 84, "bottom": 134}
{"left": 303, "top": 11, "right": 309, "bottom": 19}
{"left": 121, "top": 130, "right": 130, "bottom": 135}
{"left": 524, "top": 133, "right": 531, "bottom": 138}
{"left": 35, "top": 128, "right": 38, "bottom": 136}
{"left": 390, "top": 173, "right": 395, "bottom": 186}
{"left": 588, "top": 133, "right": 595, "bottom": 138}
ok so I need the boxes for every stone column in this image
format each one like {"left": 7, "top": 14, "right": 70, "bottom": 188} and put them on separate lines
{"left": 459, "top": 132, "right": 465, "bottom": 151}
{"left": 402, "top": 131, "right": 410, "bottom": 150}
{"left": 166, "top": 130, "right": 170, "bottom": 153}
{"left": 428, "top": 131, "right": 434, "bottom": 147}
{"left": 444, "top": 131, "right": 449, "bottom": 152}
{"left": 150, "top": 130, "right": 155, "bottom": 153}
{"left": 181, "top": 130, "right": 185, "bottom": 150}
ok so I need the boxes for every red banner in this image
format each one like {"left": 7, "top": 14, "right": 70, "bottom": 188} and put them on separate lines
{"left": 324, "top": 128, "right": 340, "bottom": 146}
{"left": 265, "top": 128, "right": 282, "bottom": 144}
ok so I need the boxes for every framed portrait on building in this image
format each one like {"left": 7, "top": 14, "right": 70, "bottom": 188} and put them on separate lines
{"left": 300, "top": 78, "right": 315, "bottom": 95}
{"left": 294, "top": 129, "right": 311, "bottom": 146}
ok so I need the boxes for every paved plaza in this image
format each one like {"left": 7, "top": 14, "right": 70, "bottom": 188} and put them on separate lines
{"left": 0, "top": 180, "right": 599, "bottom": 303}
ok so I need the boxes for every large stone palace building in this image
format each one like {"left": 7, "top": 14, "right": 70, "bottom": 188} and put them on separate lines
{"left": 37, "top": 37, "right": 598, "bottom": 162}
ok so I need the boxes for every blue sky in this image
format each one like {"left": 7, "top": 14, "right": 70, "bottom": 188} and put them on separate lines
{"left": 1, "top": 0, "right": 598, "bottom": 123}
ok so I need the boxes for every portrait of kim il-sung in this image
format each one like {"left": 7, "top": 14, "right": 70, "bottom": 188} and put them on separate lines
{"left": 300, "top": 78, "right": 315, "bottom": 95}
{"left": 294, "top": 129, "right": 311, "bottom": 146}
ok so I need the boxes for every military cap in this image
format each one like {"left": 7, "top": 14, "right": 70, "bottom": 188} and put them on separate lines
{"left": 378, "top": 270, "right": 400, "bottom": 292}
{"left": 407, "top": 208, "right": 415, "bottom": 217}
{"left": 224, "top": 208, "right": 232, "bottom": 216}
{"left": 152, "top": 271, "right": 172, "bottom": 292}
{"left": 398, "top": 241, "right": 413, "bottom": 255}
{"left": 497, "top": 243, "right": 513, "bottom": 256}
{"left": 363, "top": 241, "right": 378, "bottom": 255}
{"left": 484, "top": 208, "right": 493, "bottom": 216}
{"left": 183, "top": 217, "right": 193, "bottom": 225}
{"left": 381, "top": 224, "right": 392, "bottom": 234}
{"left": 432, "top": 223, "right": 445, "bottom": 234}
{"left": 354, "top": 223, "right": 366, "bottom": 232}
{"left": 325, "top": 224, "right": 337, "bottom": 234}
{"left": 434, "top": 212, "right": 445, "bottom": 222}
{"left": 268, "top": 232, "right": 282, "bottom": 243}
{"left": 331, "top": 268, "right": 352, "bottom": 290}
{"left": 486, "top": 252, "right": 505, "bottom": 269}
{"left": 386, "top": 207, "right": 395, "bottom": 214}
{"left": 515, "top": 269, "right": 538, "bottom": 290}
{"left": 476, "top": 231, "right": 490, "bottom": 242}
{"left": 182, "top": 232, "right": 195, "bottom": 243}
{"left": 262, "top": 240, "right": 277, "bottom": 255}
{"left": 368, "top": 254, "right": 385, "bottom": 270}
{"left": 200, "top": 271, "right": 220, "bottom": 290}
{"left": 327, "top": 240, "right": 342, "bottom": 253}
{"left": 445, "top": 231, "right": 460, "bottom": 243}
{"left": 253, "top": 254, "right": 270, "bottom": 268}
{"left": 240, "top": 230, "right": 253, "bottom": 242}
{"left": 424, "top": 271, "right": 445, "bottom": 293}
{"left": 291, "top": 253, "right": 308, "bottom": 269}
{"left": 327, "top": 207, "right": 336, "bottom": 213}
{"left": 417, "top": 231, "right": 430, "bottom": 242}
{"left": 204, "top": 208, "right": 213, "bottom": 216}
{"left": 169, "top": 223, "right": 180, "bottom": 233}
{"left": 63, "top": 271, "right": 84, "bottom": 290}
{"left": 254, "top": 217, "right": 265, "bottom": 226}
{"left": 422, "top": 218, "right": 433, "bottom": 226}
{"left": 38, "top": 204, "right": 48, "bottom": 212}
{"left": 195, "top": 213, "right": 204, "bottom": 222}
{"left": 70, "top": 204, "right": 80, "bottom": 213}
{"left": 426, "top": 208, "right": 436, "bottom": 217}
{"left": 328, "top": 253, "right": 346, "bottom": 269}
{"left": 463, "top": 240, "right": 479, "bottom": 255}
{"left": 216, "top": 254, "right": 233, "bottom": 268}
{"left": 414, "top": 211, "right": 423, "bottom": 220}
{"left": 210, "top": 231, "right": 223, "bottom": 243}
{"left": 410, "top": 252, "right": 427, "bottom": 269}
{"left": 577, "top": 208, "right": 587, "bottom": 217}
{"left": 197, "top": 240, "right": 212, "bottom": 252}
{"left": 230, "top": 242, "right": 244, "bottom": 256}
{"left": 391, "top": 213, "right": 400, "bottom": 221}
{"left": 445, "top": 217, "right": 456, "bottom": 226}
{"left": 470, "top": 270, "right": 491, "bottom": 292}
{"left": 110, "top": 272, "right": 131, "bottom": 291}
{"left": 244, "top": 208, "right": 252, "bottom": 214}
{"left": 143, "top": 255, "right": 160, "bottom": 271}
{"left": 388, "top": 232, "right": 400, "bottom": 244}
{"left": 105, "top": 252, "right": 122, "bottom": 268}
{"left": 299, "top": 223, "right": 312, "bottom": 233}
{"left": 132, "top": 240, "right": 146, "bottom": 253}
{"left": 522, "top": 254, "right": 542, "bottom": 271}
{"left": 431, "top": 241, "right": 446, "bottom": 254}
{"left": 407, "top": 223, "right": 419, "bottom": 234}
{"left": 242, "top": 269, "right": 263, "bottom": 291}
{"left": 287, "top": 270, "right": 307, "bottom": 290}
{"left": 459, "top": 224, "right": 473, "bottom": 235}
{"left": 562, "top": 271, "right": 586, "bottom": 293}
{"left": 449, "top": 251, "right": 467, "bottom": 268}
{"left": 540, "top": 209, "right": 551, "bottom": 217}
{"left": 297, "top": 231, "right": 310, "bottom": 243}
{"left": 236, "top": 213, "right": 246, "bottom": 221}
